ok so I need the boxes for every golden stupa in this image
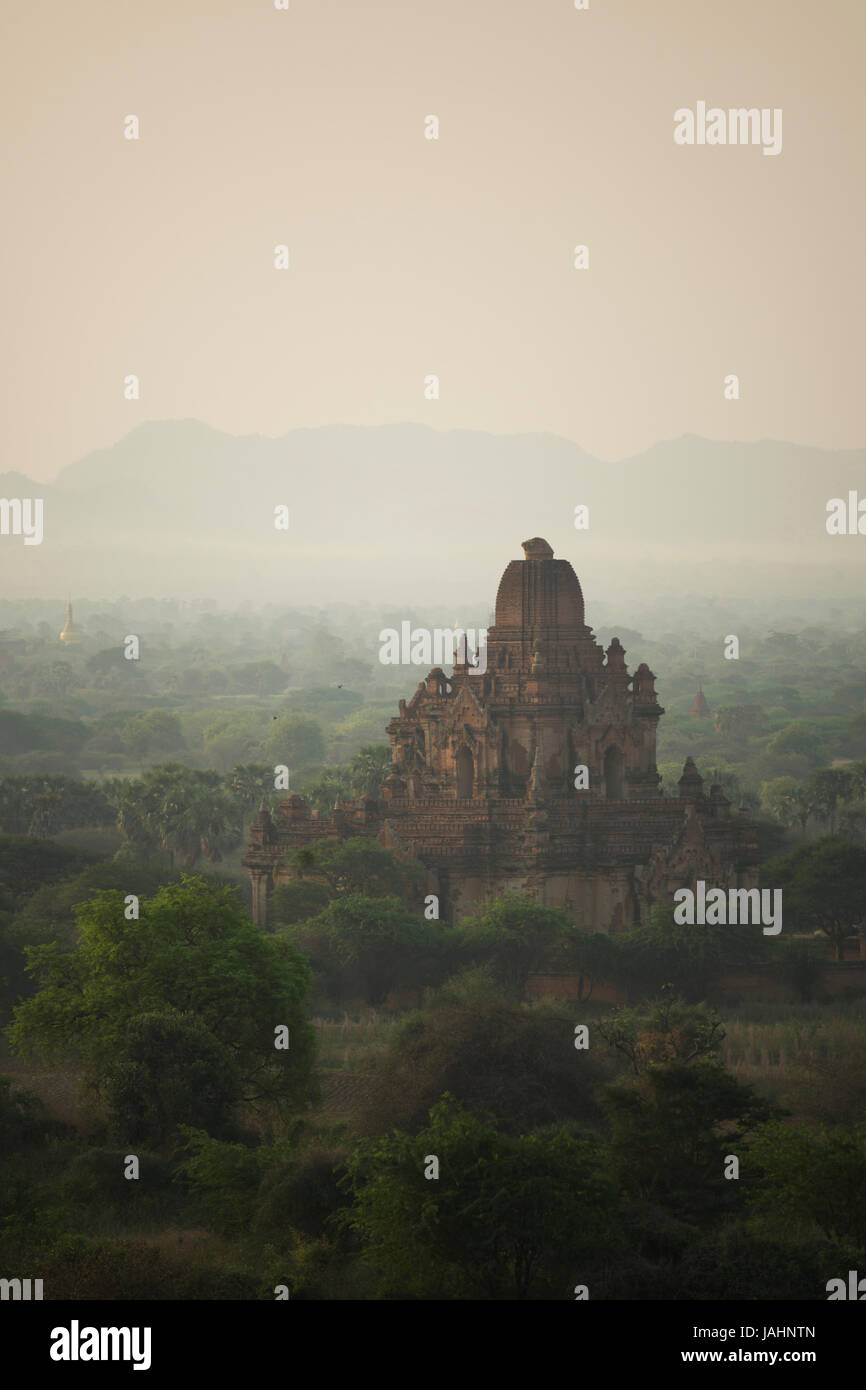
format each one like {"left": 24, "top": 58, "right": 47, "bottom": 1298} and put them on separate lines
{"left": 59, "top": 600, "right": 82, "bottom": 645}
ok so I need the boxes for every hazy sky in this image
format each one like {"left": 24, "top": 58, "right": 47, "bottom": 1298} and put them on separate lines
{"left": 2, "top": 0, "right": 864, "bottom": 483}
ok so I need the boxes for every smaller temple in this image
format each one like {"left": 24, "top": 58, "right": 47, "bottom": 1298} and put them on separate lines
{"left": 690, "top": 683, "right": 710, "bottom": 717}
{"left": 59, "top": 601, "right": 82, "bottom": 645}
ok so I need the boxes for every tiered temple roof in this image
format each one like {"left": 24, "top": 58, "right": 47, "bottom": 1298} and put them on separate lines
{"left": 246, "top": 540, "right": 758, "bottom": 929}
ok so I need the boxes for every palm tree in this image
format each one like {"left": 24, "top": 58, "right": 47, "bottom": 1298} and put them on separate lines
{"left": 349, "top": 744, "right": 392, "bottom": 797}
{"left": 290, "top": 846, "right": 319, "bottom": 879}
{"left": 226, "top": 763, "right": 272, "bottom": 813}
{"left": 792, "top": 787, "right": 811, "bottom": 839}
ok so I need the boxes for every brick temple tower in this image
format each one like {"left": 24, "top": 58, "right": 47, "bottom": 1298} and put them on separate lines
{"left": 690, "top": 683, "right": 711, "bottom": 717}
{"left": 246, "top": 539, "right": 759, "bottom": 929}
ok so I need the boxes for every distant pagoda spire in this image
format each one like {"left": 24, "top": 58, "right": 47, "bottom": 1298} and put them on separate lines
{"left": 690, "top": 683, "right": 710, "bottom": 717}
{"left": 59, "top": 599, "right": 82, "bottom": 645}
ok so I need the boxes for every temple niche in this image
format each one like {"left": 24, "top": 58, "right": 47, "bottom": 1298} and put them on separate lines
{"left": 246, "top": 538, "right": 759, "bottom": 930}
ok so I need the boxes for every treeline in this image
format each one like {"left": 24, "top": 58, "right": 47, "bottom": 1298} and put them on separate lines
{"left": 2, "top": 839, "right": 866, "bottom": 1299}
{"left": 272, "top": 836, "right": 866, "bottom": 1006}
{"left": 4, "top": 972, "right": 865, "bottom": 1298}
{"left": 658, "top": 714, "right": 866, "bottom": 827}
{"left": 761, "top": 763, "right": 866, "bottom": 841}
{"left": 0, "top": 750, "right": 391, "bottom": 858}
{"left": 0, "top": 691, "right": 392, "bottom": 780}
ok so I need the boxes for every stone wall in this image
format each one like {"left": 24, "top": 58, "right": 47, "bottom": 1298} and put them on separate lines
{"left": 526, "top": 962, "right": 866, "bottom": 1006}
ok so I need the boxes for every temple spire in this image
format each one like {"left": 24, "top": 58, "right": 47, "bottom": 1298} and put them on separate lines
{"left": 690, "top": 683, "right": 711, "bottom": 717}
{"left": 59, "top": 599, "right": 82, "bottom": 645}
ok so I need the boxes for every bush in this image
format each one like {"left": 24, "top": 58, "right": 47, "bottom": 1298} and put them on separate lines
{"left": 254, "top": 1149, "right": 349, "bottom": 1241}
{"left": 270, "top": 879, "right": 332, "bottom": 926}
{"left": 778, "top": 937, "right": 827, "bottom": 1002}
{"left": 62, "top": 1148, "right": 181, "bottom": 1226}
{"left": 41, "top": 1232, "right": 259, "bottom": 1300}
{"left": 361, "top": 976, "right": 613, "bottom": 1135}
{"left": 178, "top": 1129, "right": 294, "bottom": 1239}
{"left": 0, "top": 1075, "right": 64, "bottom": 1155}
{"left": 678, "top": 1220, "right": 864, "bottom": 1300}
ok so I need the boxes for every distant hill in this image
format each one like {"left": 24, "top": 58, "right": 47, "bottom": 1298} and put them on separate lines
{"left": 1, "top": 421, "right": 863, "bottom": 605}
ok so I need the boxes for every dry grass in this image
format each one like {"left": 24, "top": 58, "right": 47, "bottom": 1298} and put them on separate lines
{"left": 134, "top": 1227, "right": 232, "bottom": 1260}
{"left": 720, "top": 1002, "right": 866, "bottom": 1122}
{"left": 722, "top": 1005, "right": 866, "bottom": 1068}
{"left": 1, "top": 1056, "right": 91, "bottom": 1131}
{"left": 312, "top": 1011, "right": 396, "bottom": 1072}
{"left": 319, "top": 1071, "right": 383, "bottom": 1120}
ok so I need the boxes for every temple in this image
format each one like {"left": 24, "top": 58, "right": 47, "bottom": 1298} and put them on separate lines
{"left": 246, "top": 538, "right": 759, "bottom": 929}
{"left": 690, "top": 683, "right": 711, "bottom": 717}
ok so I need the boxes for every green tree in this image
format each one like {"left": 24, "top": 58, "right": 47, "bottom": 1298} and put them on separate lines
{"left": 805, "top": 767, "right": 854, "bottom": 834}
{"left": 226, "top": 763, "right": 275, "bottom": 815}
{"left": 294, "top": 766, "right": 353, "bottom": 817}
{"left": 562, "top": 930, "right": 621, "bottom": 1003}
{"left": 778, "top": 936, "right": 827, "bottom": 1002}
{"left": 342, "top": 1095, "right": 616, "bottom": 1299}
{"left": 790, "top": 785, "right": 812, "bottom": 837}
{"left": 677, "top": 1221, "right": 862, "bottom": 1301}
{"left": 263, "top": 714, "right": 325, "bottom": 770}
{"left": 115, "top": 763, "right": 242, "bottom": 867}
{"left": 269, "top": 879, "right": 332, "bottom": 927}
{"left": 619, "top": 904, "right": 769, "bottom": 1002}
{"left": 105, "top": 1009, "right": 243, "bottom": 1145}
{"left": 120, "top": 710, "right": 186, "bottom": 762}
{"left": 226, "top": 661, "right": 288, "bottom": 698}
{"left": 0, "top": 1075, "right": 63, "bottom": 1157}
{"left": 602, "top": 1060, "right": 771, "bottom": 1224}
{"left": 767, "top": 721, "right": 824, "bottom": 766}
{"left": 0, "top": 711, "right": 89, "bottom": 758}
{"left": 749, "top": 1120, "right": 866, "bottom": 1248}
{"left": 0, "top": 776, "right": 113, "bottom": 838}
{"left": 283, "top": 687, "right": 364, "bottom": 720}
{"left": 202, "top": 712, "right": 266, "bottom": 771}
{"left": 115, "top": 778, "right": 162, "bottom": 856}
{"left": 0, "top": 835, "right": 95, "bottom": 908}
{"left": 292, "top": 894, "right": 441, "bottom": 1005}
{"left": 348, "top": 744, "right": 392, "bottom": 797}
{"left": 297, "top": 837, "right": 422, "bottom": 900}
{"left": 0, "top": 838, "right": 98, "bottom": 1022}
{"left": 9, "top": 877, "right": 317, "bottom": 1118}
{"left": 458, "top": 894, "right": 582, "bottom": 998}
{"left": 839, "top": 799, "right": 866, "bottom": 845}
{"left": 596, "top": 994, "right": 725, "bottom": 1076}
{"left": 844, "top": 762, "right": 866, "bottom": 799}
{"left": 760, "top": 776, "right": 804, "bottom": 831}
{"left": 364, "top": 972, "right": 612, "bottom": 1135}
{"left": 763, "top": 836, "right": 866, "bottom": 960}
{"left": 851, "top": 717, "right": 866, "bottom": 758}
{"left": 2, "top": 854, "right": 174, "bottom": 1020}
{"left": 712, "top": 706, "right": 766, "bottom": 740}
{"left": 178, "top": 1128, "right": 292, "bottom": 1238}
